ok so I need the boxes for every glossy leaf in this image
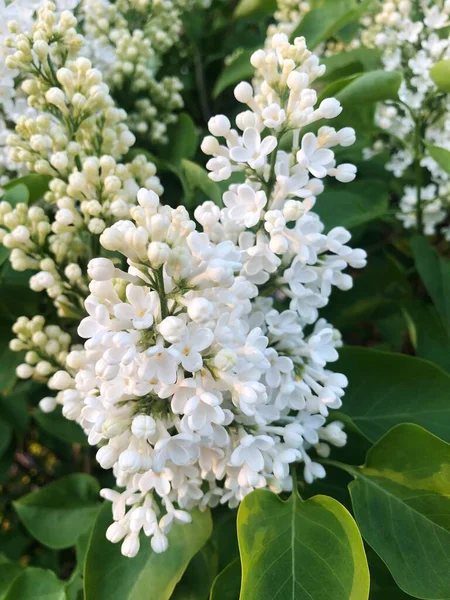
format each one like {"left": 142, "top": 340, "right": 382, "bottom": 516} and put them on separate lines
{"left": 210, "top": 558, "right": 241, "bottom": 600}
{"left": 213, "top": 49, "right": 255, "bottom": 98}
{"left": 315, "top": 179, "right": 388, "bottom": 230}
{"left": 292, "top": 0, "right": 363, "bottom": 50}
{"left": 4, "top": 568, "right": 65, "bottom": 600}
{"left": 84, "top": 501, "right": 213, "bottom": 600}
{"left": 337, "top": 346, "right": 450, "bottom": 442}
{"left": 430, "top": 59, "right": 450, "bottom": 93}
{"left": 14, "top": 474, "right": 100, "bottom": 549}
{"left": 3, "top": 175, "right": 51, "bottom": 203}
{"left": 2, "top": 184, "right": 29, "bottom": 207}
{"left": 237, "top": 488, "right": 369, "bottom": 599}
{"left": 336, "top": 70, "right": 402, "bottom": 106}
{"left": 181, "top": 159, "right": 222, "bottom": 206}
{"left": 349, "top": 424, "right": 450, "bottom": 599}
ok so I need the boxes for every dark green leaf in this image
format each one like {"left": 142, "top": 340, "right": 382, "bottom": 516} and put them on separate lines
{"left": 336, "top": 70, "right": 402, "bottom": 106}
{"left": 3, "top": 175, "right": 51, "bottom": 203}
{"left": 172, "top": 541, "right": 218, "bottom": 599}
{"left": 349, "top": 424, "right": 450, "bottom": 599}
{"left": 14, "top": 474, "right": 100, "bottom": 549}
{"left": 210, "top": 558, "right": 241, "bottom": 600}
{"left": 0, "top": 558, "right": 23, "bottom": 599}
{"left": 2, "top": 184, "right": 29, "bottom": 207}
{"left": 411, "top": 304, "right": 450, "bottom": 372}
{"left": 4, "top": 568, "right": 65, "bottom": 600}
{"left": 367, "top": 549, "right": 412, "bottom": 599}
{"left": 84, "top": 501, "right": 213, "bottom": 600}
{"left": 292, "top": 0, "right": 361, "bottom": 49}
{"left": 0, "top": 420, "right": 12, "bottom": 458}
{"left": 320, "top": 48, "right": 381, "bottom": 83}
{"left": 233, "top": 0, "right": 276, "bottom": 19}
{"left": 337, "top": 346, "right": 450, "bottom": 442}
{"left": 315, "top": 179, "right": 388, "bottom": 230}
{"left": 238, "top": 488, "right": 369, "bottom": 599}
{"left": 181, "top": 159, "right": 222, "bottom": 206}
{"left": 0, "top": 382, "right": 30, "bottom": 433}
{"left": 160, "top": 113, "right": 198, "bottom": 165}
{"left": 430, "top": 59, "right": 450, "bottom": 93}
{"left": 32, "top": 407, "right": 88, "bottom": 446}
{"left": 411, "top": 235, "right": 450, "bottom": 333}
{"left": 213, "top": 49, "right": 255, "bottom": 98}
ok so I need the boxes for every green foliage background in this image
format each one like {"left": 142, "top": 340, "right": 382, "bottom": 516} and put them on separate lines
{"left": 1, "top": 0, "right": 450, "bottom": 598}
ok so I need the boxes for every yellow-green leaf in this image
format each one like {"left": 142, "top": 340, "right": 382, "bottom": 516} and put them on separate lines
{"left": 349, "top": 424, "right": 450, "bottom": 599}
{"left": 237, "top": 489, "right": 369, "bottom": 599}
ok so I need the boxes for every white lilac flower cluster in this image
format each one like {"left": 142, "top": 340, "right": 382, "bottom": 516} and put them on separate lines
{"left": 360, "top": 0, "right": 450, "bottom": 237}
{"left": 42, "top": 34, "right": 366, "bottom": 558}
{"left": 1, "top": 2, "right": 162, "bottom": 313}
{"left": 81, "top": 0, "right": 196, "bottom": 144}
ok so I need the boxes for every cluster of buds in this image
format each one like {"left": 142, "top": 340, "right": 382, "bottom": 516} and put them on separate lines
{"left": 81, "top": 0, "right": 196, "bottom": 144}
{"left": 12, "top": 316, "right": 73, "bottom": 388}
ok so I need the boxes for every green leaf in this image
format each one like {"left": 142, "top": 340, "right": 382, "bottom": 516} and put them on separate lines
{"left": 336, "top": 70, "right": 402, "bottom": 106}
{"left": 181, "top": 159, "right": 222, "bottom": 206}
{"left": 160, "top": 113, "right": 198, "bottom": 165}
{"left": 4, "top": 568, "right": 65, "bottom": 600}
{"left": 2, "top": 184, "right": 29, "bottom": 207}
{"left": 0, "top": 559, "right": 23, "bottom": 599}
{"left": 237, "top": 489, "right": 369, "bottom": 600}
{"left": 233, "top": 0, "right": 276, "bottom": 19}
{"left": 32, "top": 407, "right": 88, "bottom": 446}
{"left": 172, "top": 541, "right": 218, "bottom": 599}
{"left": 430, "top": 59, "right": 450, "bottom": 93}
{"left": 0, "top": 346, "right": 22, "bottom": 395}
{"left": 213, "top": 49, "right": 255, "bottom": 98}
{"left": 292, "top": 0, "right": 373, "bottom": 50}
{"left": 84, "top": 501, "right": 213, "bottom": 600}
{"left": 320, "top": 48, "right": 381, "bottom": 83}
{"left": 367, "top": 549, "right": 412, "bottom": 600}
{"left": 349, "top": 423, "right": 450, "bottom": 599}
{"left": 411, "top": 304, "right": 450, "bottom": 372}
{"left": 337, "top": 346, "right": 450, "bottom": 443}
{"left": 425, "top": 143, "right": 450, "bottom": 176}
{"left": 0, "top": 420, "right": 12, "bottom": 458}
{"left": 411, "top": 235, "right": 450, "bottom": 333}
{"left": 14, "top": 474, "right": 100, "bottom": 549}
{"left": 3, "top": 175, "right": 51, "bottom": 203}
{"left": 210, "top": 558, "right": 241, "bottom": 600}
{"left": 315, "top": 179, "right": 388, "bottom": 230}
{"left": 0, "top": 385, "right": 29, "bottom": 433}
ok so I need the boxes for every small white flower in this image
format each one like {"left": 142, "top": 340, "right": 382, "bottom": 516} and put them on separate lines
{"left": 296, "top": 133, "right": 334, "bottom": 178}
{"left": 230, "top": 128, "right": 277, "bottom": 169}
{"left": 223, "top": 184, "right": 267, "bottom": 228}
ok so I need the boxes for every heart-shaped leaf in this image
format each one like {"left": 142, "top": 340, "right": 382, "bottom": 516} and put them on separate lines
{"left": 237, "top": 488, "right": 369, "bottom": 599}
